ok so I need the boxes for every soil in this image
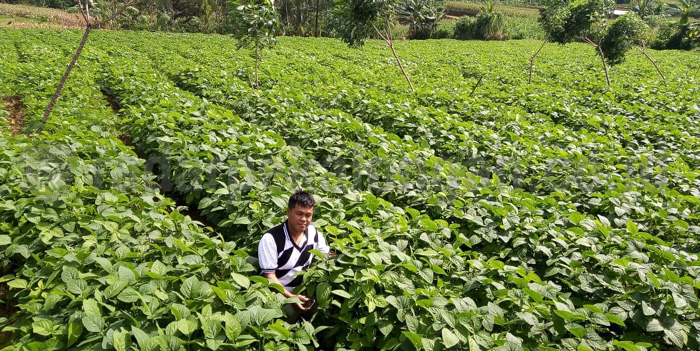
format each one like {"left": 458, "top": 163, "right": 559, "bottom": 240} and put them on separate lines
{"left": 99, "top": 88, "right": 217, "bottom": 230}
{"left": 101, "top": 88, "right": 121, "bottom": 114}
{"left": 2, "top": 96, "right": 26, "bottom": 136}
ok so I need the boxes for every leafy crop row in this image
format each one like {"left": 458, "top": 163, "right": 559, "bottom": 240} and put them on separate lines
{"left": 1, "top": 28, "right": 699, "bottom": 350}
{"left": 95, "top": 31, "right": 700, "bottom": 349}
{"left": 0, "top": 30, "right": 309, "bottom": 350}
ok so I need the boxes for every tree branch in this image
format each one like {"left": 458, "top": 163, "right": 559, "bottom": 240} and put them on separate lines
{"left": 385, "top": 17, "right": 393, "bottom": 42}
{"left": 370, "top": 21, "right": 389, "bottom": 44}
{"left": 637, "top": 41, "right": 666, "bottom": 81}
{"left": 77, "top": 0, "right": 90, "bottom": 24}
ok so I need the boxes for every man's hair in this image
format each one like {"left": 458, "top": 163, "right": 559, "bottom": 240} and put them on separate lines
{"left": 288, "top": 190, "right": 315, "bottom": 209}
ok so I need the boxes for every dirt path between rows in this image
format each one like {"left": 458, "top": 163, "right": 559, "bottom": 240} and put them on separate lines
{"left": 2, "top": 96, "right": 26, "bottom": 136}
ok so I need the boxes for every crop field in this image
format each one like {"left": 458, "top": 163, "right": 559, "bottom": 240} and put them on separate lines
{"left": 0, "top": 28, "right": 699, "bottom": 350}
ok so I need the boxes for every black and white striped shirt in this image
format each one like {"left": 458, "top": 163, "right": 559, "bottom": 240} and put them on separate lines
{"left": 258, "top": 221, "right": 330, "bottom": 291}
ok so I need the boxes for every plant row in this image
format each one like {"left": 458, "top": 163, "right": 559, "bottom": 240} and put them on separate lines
{"left": 89, "top": 31, "right": 700, "bottom": 349}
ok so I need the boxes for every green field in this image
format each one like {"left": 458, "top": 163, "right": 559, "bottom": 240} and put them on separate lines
{"left": 1, "top": 28, "right": 699, "bottom": 350}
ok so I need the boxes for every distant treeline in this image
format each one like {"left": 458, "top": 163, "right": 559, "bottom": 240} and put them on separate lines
{"left": 0, "top": 0, "right": 337, "bottom": 35}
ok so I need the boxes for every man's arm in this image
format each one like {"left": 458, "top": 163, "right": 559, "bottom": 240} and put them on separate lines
{"left": 316, "top": 229, "right": 332, "bottom": 256}
{"left": 262, "top": 272, "right": 311, "bottom": 311}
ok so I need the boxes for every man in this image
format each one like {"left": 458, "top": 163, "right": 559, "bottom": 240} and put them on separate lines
{"left": 258, "top": 190, "right": 330, "bottom": 321}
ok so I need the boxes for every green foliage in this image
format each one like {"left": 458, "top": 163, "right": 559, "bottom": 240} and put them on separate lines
{"left": 501, "top": 13, "right": 546, "bottom": 39}
{"left": 630, "top": 0, "right": 663, "bottom": 19}
{"left": 1, "top": 28, "right": 700, "bottom": 351}
{"left": 600, "top": 12, "right": 648, "bottom": 65}
{"left": 540, "top": 0, "right": 614, "bottom": 43}
{"left": 0, "top": 30, "right": 303, "bottom": 350}
{"left": 334, "top": 0, "right": 395, "bottom": 47}
{"left": 230, "top": 0, "right": 278, "bottom": 50}
{"left": 398, "top": 0, "right": 444, "bottom": 39}
{"left": 453, "top": 2, "right": 508, "bottom": 39}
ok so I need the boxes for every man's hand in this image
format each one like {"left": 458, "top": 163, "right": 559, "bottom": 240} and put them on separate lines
{"left": 295, "top": 294, "right": 311, "bottom": 311}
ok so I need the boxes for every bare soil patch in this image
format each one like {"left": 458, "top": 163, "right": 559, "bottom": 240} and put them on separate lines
{"left": 2, "top": 96, "right": 26, "bottom": 136}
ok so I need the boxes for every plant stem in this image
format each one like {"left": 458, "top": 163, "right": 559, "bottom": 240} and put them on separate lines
{"left": 580, "top": 36, "right": 610, "bottom": 86}
{"left": 255, "top": 43, "right": 260, "bottom": 90}
{"left": 469, "top": 76, "right": 483, "bottom": 97}
{"left": 595, "top": 43, "right": 611, "bottom": 86}
{"left": 529, "top": 39, "right": 547, "bottom": 84}
{"left": 639, "top": 42, "right": 666, "bottom": 81}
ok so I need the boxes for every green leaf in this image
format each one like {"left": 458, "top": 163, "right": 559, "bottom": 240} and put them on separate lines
{"left": 61, "top": 266, "right": 80, "bottom": 283}
{"left": 646, "top": 318, "right": 663, "bottom": 332}
{"left": 420, "top": 217, "right": 438, "bottom": 232}
{"left": 117, "top": 287, "right": 141, "bottom": 303}
{"left": 566, "top": 325, "right": 587, "bottom": 338}
{"left": 442, "top": 328, "right": 460, "bottom": 348}
{"left": 150, "top": 260, "right": 168, "bottom": 277}
{"left": 32, "top": 320, "right": 55, "bottom": 336}
{"left": 523, "top": 288, "right": 543, "bottom": 302}
{"left": 178, "top": 319, "right": 199, "bottom": 336}
{"left": 331, "top": 289, "right": 351, "bottom": 299}
{"left": 402, "top": 331, "right": 423, "bottom": 350}
{"left": 131, "top": 326, "right": 151, "bottom": 349}
{"left": 224, "top": 313, "right": 242, "bottom": 341}
{"left": 82, "top": 315, "right": 105, "bottom": 333}
{"left": 230, "top": 272, "right": 250, "bottom": 289}
{"left": 83, "top": 298, "right": 101, "bottom": 317}
{"left": 118, "top": 266, "right": 136, "bottom": 283}
{"left": 181, "top": 276, "right": 200, "bottom": 299}
{"left": 605, "top": 313, "right": 625, "bottom": 327}
{"left": 249, "top": 305, "right": 281, "bottom": 325}
{"left": 268, "top": 320, "right": 291, "bottom": 339}
{"left": 67, "top": 279, "right": 88, "bottom": 295}
{"left": 104, "top": 280, "right": 128, "bottom": 299}
{"left": 612, "top": 340, "right": 641, "bottom": 351}
{"left": 554, "top": 310, "right": 577, "bottom": 321}
{"left": 67, "top": 322, "right": 84, "bottom": 347}
{"left": 0, "top": 235, "right": 10, "bottom": 246}
{"left": 316, "top": 282, "right": 331, "bottom": 306}
{"left": 113, "top": 328, "right": 130, "bottom": 351}
{"left": 7, "top": 279, "right": 27, "bottom": 289}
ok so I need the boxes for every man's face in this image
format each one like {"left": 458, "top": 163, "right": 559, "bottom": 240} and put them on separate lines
{"left": 287, "top": 205, "right": 313, "bottom": 234}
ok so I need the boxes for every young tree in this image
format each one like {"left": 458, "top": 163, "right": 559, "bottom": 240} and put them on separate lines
{"left": 600, "top": 12, "right": 666, "bottom": 80}
{"left": 39, "top": 0, "right": 137, "bottom": 134}
{"left": 230, "top": 0, "right": 278, "bottom": 90}
{"left": 334, "top": 0, "right": 415, "bottom": 92}
{"left": 532, "top": 0, "right": 615, "bottom": 85}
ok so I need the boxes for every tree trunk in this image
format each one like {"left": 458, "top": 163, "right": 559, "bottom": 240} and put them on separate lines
{"left": 315, "top": 0, "right": 320, "bottom": 37}
{"left": 469, "top": 76, "right": 483, "bottom": 97}
{"left": 595, "top": 44, "right": 611, "bottom": 86}
{"left": 255, "top": 43, "right": 259, "bottom": 90}
{"left": 581, "top": 36, "right": 611, "bottom": 86}
{"left": 388, "top": 43, "right": 415, "bottom": 93}
{"left": 371, "top": 21, "right": 415, "bottom": 93}
{"left": 529, "top": 39, "right": 547, "bottom": 84}
{"left": 39, "top": 26, "right": 92, "bottom": 134}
